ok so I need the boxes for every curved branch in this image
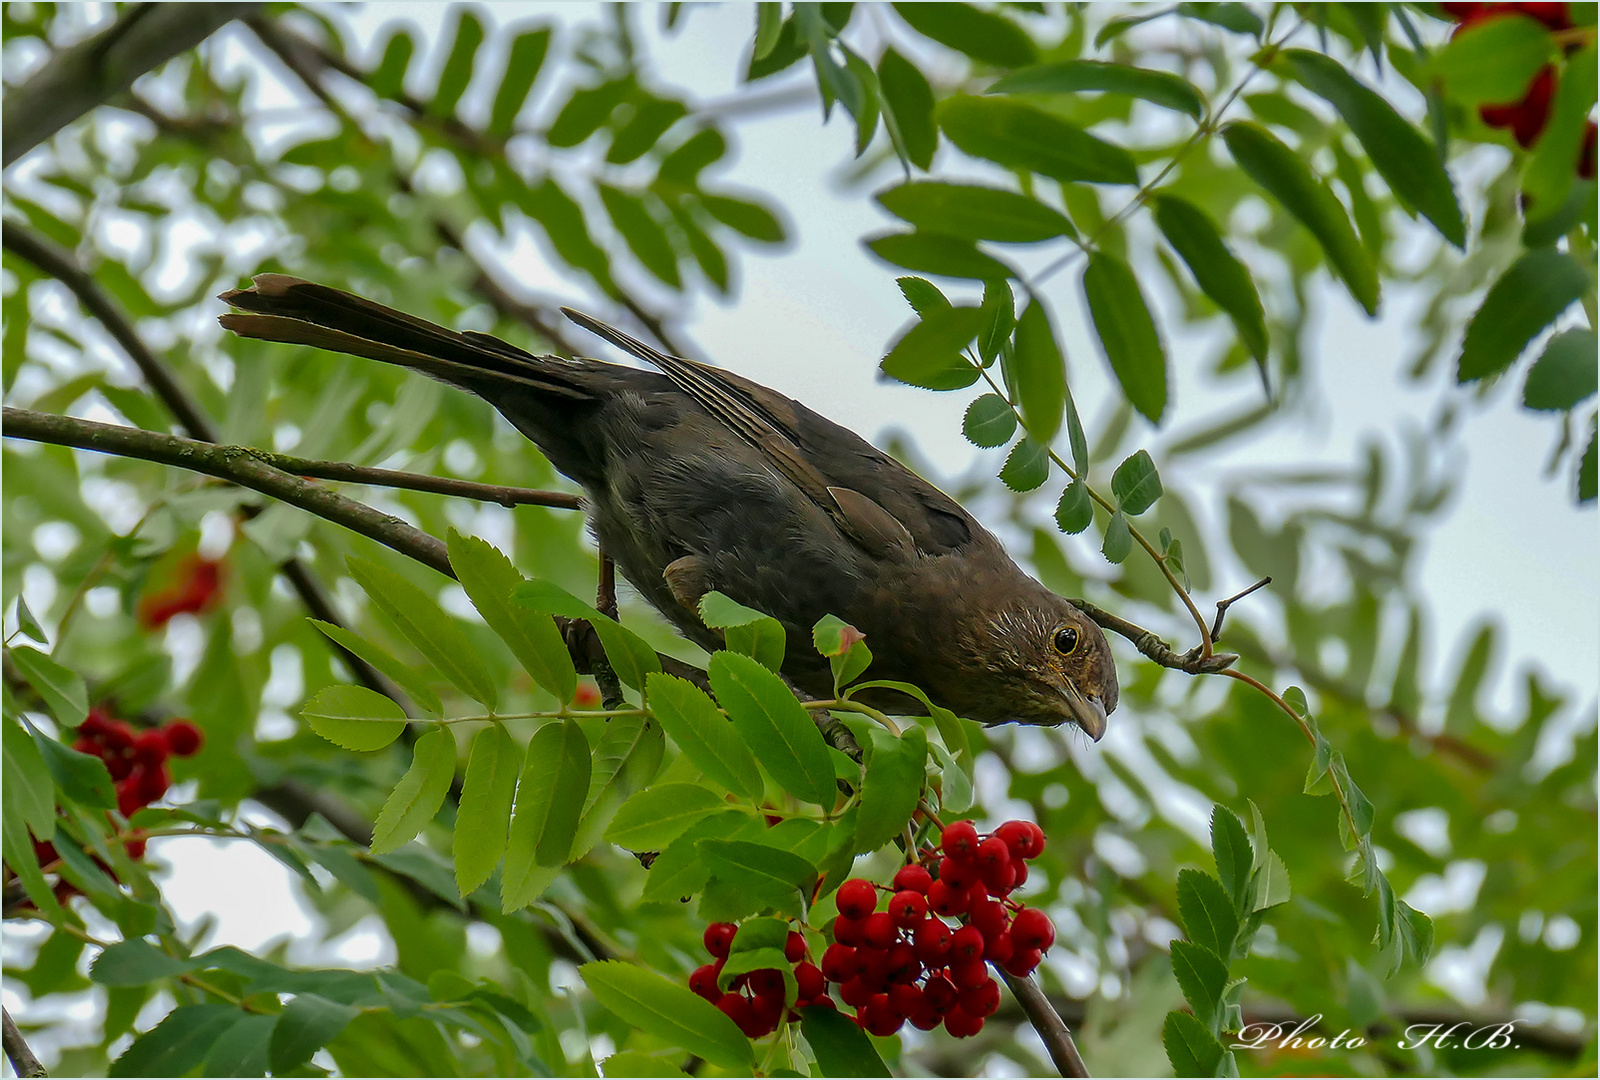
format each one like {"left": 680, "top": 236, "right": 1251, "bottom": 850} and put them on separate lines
{"left": 241, "top": 449, "right": 582, "bottom": 510}
{"left": 1069, "top": 597, "right": 1239, "bottom": 675}
{"left": 2, "top": 1007, "right": 46, "bottom": 1078}
{"left": 2, "top": 3, "right": 256, "bottom": 167}
{"left": 998, "top": 970, "right": 1091, "bottom": 1078}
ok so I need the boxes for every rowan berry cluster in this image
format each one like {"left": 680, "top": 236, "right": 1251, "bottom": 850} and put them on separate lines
{"left": 1442, "top": 3, "right": 1596, "bottom": 175}
{"left": 136, "top": 553, "right": 226, "bottom": 630}
{"left": 73, "top": 708, "right": 204, "bottom": 840}
{"left": 687, "top": 819, "right": 1056, "bottom": 1041}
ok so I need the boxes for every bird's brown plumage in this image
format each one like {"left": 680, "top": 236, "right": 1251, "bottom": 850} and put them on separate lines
{"left": 218, "top": 276, "right": 1119, "bottom": 738}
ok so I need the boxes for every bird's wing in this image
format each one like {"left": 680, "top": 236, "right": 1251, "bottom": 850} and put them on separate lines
{"left": 562, "top": 308, "right": 915, "bottom": 559}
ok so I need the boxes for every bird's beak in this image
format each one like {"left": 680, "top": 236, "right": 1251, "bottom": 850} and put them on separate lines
{"left": 1064, "top": 685, "right": 1107, "bottom": 742}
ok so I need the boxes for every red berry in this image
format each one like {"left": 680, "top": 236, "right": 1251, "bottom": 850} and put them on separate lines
{"left": 950, "top": 957, "right": 989, "bottom": 988}
{"left": 884, "top": 943, "right": 920, "bottom": 983}
{"left": 839, "top": 976, "right": 874, "bottom": 1008}
{"left": 821, "top": 943, "right": 859, "bottom": 983}
{"left": 750, "top": 991, "right": 784, "bottom": 1032}
{"left": 81, "top": 708, "right": 113, "bottom": 737}
{"left": 970, "top": 898, "right": 1009, "bottom": 938}
{"left": 106, "top": 755, "right": 133, "bottom": 781}
{"left": 937, "top": 857, "right": 976, "bottom": 891}
{"left": 960, "top": 977, "right": 1002, "bottom": 1018}
{"left": 1012, "top": 860, "right": 1030, "bottom": 889}
{"left": 909, "top": 1003, "right": 943, "bottom": 1030}
{"left": 133, "top": 762, "right": 170, "bottom": 806}
{"left": 927, "top": 878, "right": 968, "bottom": 917}
{"left": 832, "top": 915, "right": 865, "bottom": 947}
{"left": 836, "top": 877, "right": 877, "bottom": 919}
{"left": 1517, "top": 2, "right": 1571, "bottom": 30}
{"left": 131, "top": 731, "right": 168, "bottom": 768}
{"left": 974, "top": 836, "right": 1010, "bottom": 868}
{"left": 124, "top": 837, "right": 147, "bottom": 861}
{"left": 913, "top": 917, "right": 953, "bottom": 961}
{"left": 944, "top": 1005, "right": 985, "bottom": 1038}
{"left": 889, "top": 981, "right": 923, "bottom": 1015}
{"left": 1025, "top": 821, "right": 1046, "bottom": 857}
{"left": 116, "top": 778, "right": 142, "bottom": 819}
{"left": 164, "top": 720, "right": 203, "bottom": 757}
{"left": 747, "top": 968, "right": 786, "bottom": 999}
{"left": 980, "top": 857, "right": 1018, "bottom": 896}
{"left": 703, "top": 922, "right": 738, "bottom": 958}
{"left": 785, "top": 930, "right": 807, "bottom": 963}
{"left": 716, "top": 991, "right": 753, "bottom": 1026}
{"left": 892, "top": 864, "right": 932, "bottom": 893}
{"left": 940, "top": 820, "right": 979, "bottom": 860}
{"left": 32, "top": 839, "right": 57, "bottom": 866}
{"left": 1580, "top": 120, "right": 1596, "bottom": 180}
{"left": 1011, "top": 907, "right": 1056, "bottom": 952}
{"left": 689, "top": 963, "right": 721, "bottom": 1001}
{"left": 71, "top": 736, "right": 99, "bottom": 756}
{"left": 888, "top": 889, "right": 928, "bottom": 927}
{"left": 796, "top": 961, "right": 825, "bottom": 1000}
{"left": 102, "top": 722, "right": 134, "bottom": 751}
{"left": 995, "top": 820, "right": 1033, "bottom": 858}
{"left": 950, "top": 925, "right": 985, "bottom": 961}
{"left": 862, "top": 911, "right": 897, "bottom": 949}
{"left": 862, "top": 996, "right": 904, "bottom": 1037}
{"left": 808, "top": 995, "right": 837, "bottom": 1011}
{"left": 856, "top": 947, "right": 890, "bottom": 989}
{"left": 983, "top": 932, "right": 1015, "bottom": 963}
{"left": 923, "top": 972, "right": 958, "bottom": 1011}
{"left": 1004, "top": 947, "right": 1043, "bottom": 977}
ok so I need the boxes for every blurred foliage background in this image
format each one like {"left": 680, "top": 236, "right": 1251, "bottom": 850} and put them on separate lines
{"left": 2, "top": 2, "right": 1595, "bottom": 1077}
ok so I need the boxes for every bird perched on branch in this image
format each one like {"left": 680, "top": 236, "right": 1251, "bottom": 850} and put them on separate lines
{"left": 219, "top": 276, "right": 1118, "bottom": 738}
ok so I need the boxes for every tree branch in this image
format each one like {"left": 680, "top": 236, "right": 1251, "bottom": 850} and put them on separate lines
{"left": 2, "top": 3, "right": 255, "bottom": 166}
{"left": 1068, "top": 597, "right": 1239, "bottom": 675}
{"left": 998, "top": 970, "right": 1091, "bottom": 1078}
{"left": 240, "top": 449, "right": 582, "bottom": 510}
{"left": 2, "top": 1007, "right": 46, "bottom": 1078}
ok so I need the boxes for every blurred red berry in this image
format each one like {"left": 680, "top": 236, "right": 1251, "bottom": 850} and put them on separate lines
{"left": 716, "top": 992, "right": 756, "bottom": 1036}
{"left": 1517, "top": 2, "right": 1571, "bottom": 29}
{"left": 808, "top": 995, "right": 837, "bottom": 1011}
{"left": 923, "top": 972, "right": 958, "bottom": 1010}
{"left": 836, "top": 877, "right": 877, "bottom": 919}
{"left": 116, "top": 779, "right": 143, "bottom": 819}
{"left": 133, "top": 762, "right": 170, "bottom": 805}
{"left": 796, "top": 961, "right": 825, "bottom": 1000}
{"left": 689, "top": 963, "right": 721, "bottom": 1001}
{"left": 889, "top": 981, "right": 923, "bottom": 1015}
{"left": 749, "top": 991, "right": 784, "bottom": 1031}
{"left": 856, "top": 947, "right": 890, "bottom": 989}
{"left": 747, "top": 968, "right": 786, "bottom": 999}
{"left": 822, "top": 943, "right": 859, "bottom": 982}
{"left": 888, "top": 889, "right": 928, "bottom": 927}
{"left": 72, "top": 736, "right": 100, "bottom": 756}
{"left": 909, "top": 1003, "right": 943, "bottom": 1030}
{"left": 32, "top": 839, "right": 57, "bottom": 866}
{"left": 106, "top": 756, "right": 133, "bottom": 781}
{"left": 785, "top": 930, "right": 807, "bottom": 963}
{"left": 1440, "top": 1, "right": 1486, "bottom": 16}
{"left": 81, "top": 708, "right": 114, "bottom": 737}
{"left": 1004, "top": 947, "right": 1044, "bottom": 977}
{"left": 839, "top": 976, "right": 874, "bottom": 1008}
{"left": 137, "top": 555, "right": 225, "bottom": 630}
{"left": 832, "top": 915, "right": 865, "bottom": 946}
{"left": 124, "top": 837, "right": 147, "bottom": 861}
{"left": 102, "top": 722, "right": 134, "bottom": 751}
{"left": 131, "top": 730, "right": 168, "bottom": 768}
{"left": 862, "top": 996, "right": 904, "bottom": 1037}
{"left": 913, "top": 917, "right": 953, "bottom": 960}
{"left": 1480, "top": 65, "right": 1555, "bottom": 147}
{"left": 940, "top": 820, "right": 979, "bottom": 860}
{"left": 960, "top": 978, "right": 1002, "bottom": 1018}
{"left": 980, "top": 857, "right": 1017, "bottom": 896}
{"left": 1580, "top": 121, "right": 1596, "bottom": 179}
{"left": 703, "top": 922, "right": 738, "bottom": 958}
{"left": 950, "top": 956, "right": 989, "bottom": 987}
{"left": 1011, "top": 907, "right": 1056, "bottom": 952}
{"left": 164, "top": 720, "right": 203, "bottom": 757}
{"left": 970, "top": 898, "right": 1009, "bottom": 938}
{"left": 862, "top": 911, "right": 897, "bottom": 949}
{"left": 571, "top": 681, "right": 602, "bottom": 708}
{"left": 927, "top": 878, "right": 967, "bottom": 917}
{"left": 983, "top": 932, "right": 1015, "bottom": 963}
{"left": 937, "top": 856, "right": 976, "bottom": 891}
{"left": 944, "top": 1005, "right": 985, "bottom": 1037}
{"left": 892, "top": 864, "right": 932, "bottom": 894}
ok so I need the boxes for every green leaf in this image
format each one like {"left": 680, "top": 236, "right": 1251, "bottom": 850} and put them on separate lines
{"left": 11, "top": 595, "right": 45, "bottom": 645}
{"left": 369, "top": 29, "right": 415, "bottom": 99}
{"left": 580, "top": 961, "right": 754, "bottom": 1070}
{"left": 269, "top": 993, "right": 359, "bottom": 1075}
{"left": 546, "top": 78, "right": 632, "bottom": 148}
{"left": 1110, "top": 449, "right": 1163, "bottom": 515}
{"left": 698, "top": 838, "right": 818, "bottom": 920}
{"left": 937, "top": 95, "right": 1139, "bottom": 185}
{"left": 1430, "top": 13, "right": 1555, "bottom": 105}
{"left": 1457, "top": 249, "right": 1590, "bottom": 383}
{"left": 488, "top": 27, "right": 553, "bottom": 136}
{"left": 645, "top": 673, "right": 764, "bottom": 799}
{"left": 891, "top": 2, "right": 1037, "bottom": 68}
{"left": 979, "top": 278, "right": 1017, "bottom": 362}
{"left": 605, "top": 784, "right": 726, "bottom": 850}
{"left": 91, "top": 939, "right": 198, "bottom": 986}
{"left": 699, "top": 193, "right": 786, "bottom": 243}
{"left": 10, "top": 645, "right": 88, "bottom": 727}
{"left": 309, "top": 620, "right": 442, "bottom": 717}
{"left": 31, "top": 723, "right": 115, "bottom": 809}
{"left": 1010, "top": 297, "right": 1066, "bottom": 444}
{"left": 879, "top": 304, "right": 985, "bottom": 390}
{"left": 640, "top": 810, "right": 751, "bottom": 905}
{"left": 608, "top": 98, "right": 690, "bottom": 165}
{"left": 658, "top": 128, "right": 727, "bottom": 186}
{"left": 301, "top": 685, "right": 408, "bottom": 752}
{"left": 1582, "top": 421, "right": 1598, "bottom": 504}
{"left": 600, "top": 184, "right": 681, "bottom": 288}
{"left": 878, "top": 47, "right": 938, "bottom": 170}
{"left": 454, "top": 724, "right": 520, "bottom": 896}
{"left": 999, "top": 436, "right": 1050, "bottom": 492}
{"left": 446, "top": 532, "right": 577, "bottom": 704}
{"left": 504, "top": 720, "right": 591, "bottom": 903}
{"left": 1222, "top": 121, "right": 1379, "bottom": 316}
{"left": 1524, "top": 328, "right": 1599, "bottom": 410}
{"left": 1084, "top": 252, "right": 1168, "bottom": 422}
{"left": 371, "top": 726, "right": 456, "bottom": 855}
{"left": 1177, "top": 868, "right": 1240, "bottom": 960}
{"left": 1282, "top": 49, "right": 1465, "bottom": 247}
{"left": 570, "top": 715, "right": 665, "bottom": 862}
{"left": 347, "top": 556, "right": 498, "bottom": 709}
{"left": 754, "top": 3, "right": 784, "bottom": 59}
{"left": 1525, "top": 45, "right": 1598, "bottom": 221}
{"left": 519, "top": 178, "right": 616, "bottom": 292}
{"left": 604, "top": 1051, "right": 691, "bottom": 1078}
{"left": 3, "top": 717, "right": 55, "bottom": 839}
{"left": 431, "top": 10, "right": 485, "bottom": 116}
{"left": 1163, "top": 1009, "right": 1225, "bottom": 1079}
{"left": 989, "top": 60, "right": 1204, "bottom": 118}
{"left": 1150, "top": 194, "right": 1268, "bottom": 363}
{"left": 1055, "top": 481, "right": 1093, "bottom": 535}
{"left": 746, "top": 15, "right": 807, "bottom": 81}
{"left": 963, "top": 393, "right": 1018, "bottom": 447}
{"left": 203, "top": 1013, "right": 276, "bottom": 1078}
{"left": 710, "top": 651, "right": 836, "bottom": 807}
{"left": 1252, "top": 849, "right": 1292, "bottom": 911}
{"left": 853, "top": 725, "right": 926, "bottom": 853}
{"left": 109, "top": 1003, "right": 238, "bottom": 1077}
{"left": 801, "top": 1005, "right": 892, "bottom": 1076}
{"left": 865, "top": 232, "right": 1014, "bottom": 281}
{"left": 896, "top": 275, "right": 950, "bottom": 316}
{"left": 513, "top": 581, "right": 660, "bottom": 690}
{"left": 876, "top": 181, "right": 1073, "bottom": 243}
{"left": 700, "top": 591, "right": 787, "bottom": 672}
{"left": 1177, "top": 2, "right": 1262, "bottom": 34}
{"left": 1101, "top": 510, "right": 1133, "bottom": 564}
{"left": 1170, "top": 939, "right": 1229, "bottom": 1028}
{"left": 1210, "top": 806, "right": 1253, "bottom": 909}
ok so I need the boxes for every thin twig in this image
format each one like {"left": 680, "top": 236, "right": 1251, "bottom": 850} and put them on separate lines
{"left": 241, "top": 449, "right": 583, "bottom": 509}
{"left": 2, "top": 1007, "right": 47, "bottom": 1078}
{"left": 1210, "top": 576, "right": 1271, "bottom": 643}
{"left": 997, "top": 970, "right": 1090, "bottom": 1078}
{"left": 1068, "top": 598, "right": 1239, "bottom": 675}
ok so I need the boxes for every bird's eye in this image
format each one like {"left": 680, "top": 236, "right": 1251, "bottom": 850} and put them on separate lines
{"left": 1053, "top": 627, "right": 1079, "bottom": 655}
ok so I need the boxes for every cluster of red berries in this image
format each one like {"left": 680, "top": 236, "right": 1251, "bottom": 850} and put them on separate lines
{"left": 687, "top": 819, "right": 1056, "bottom": 1041}
{"left": 1441, "top": 3, "right": 1595, "bottom": 176}
{"left": 73, "top": 707, "right": 204, "bottom": 832}
{"left": 136, "top": 553, "right": 226, "bottom": 630}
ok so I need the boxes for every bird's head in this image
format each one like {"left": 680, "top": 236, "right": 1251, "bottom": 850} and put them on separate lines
{"left": 962, "top": 593, "right": 1119, "bottom": 739}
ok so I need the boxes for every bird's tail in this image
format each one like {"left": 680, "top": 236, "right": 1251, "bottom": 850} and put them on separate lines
{"left": 217, "top": 275, "right": 593, "bottom": 402}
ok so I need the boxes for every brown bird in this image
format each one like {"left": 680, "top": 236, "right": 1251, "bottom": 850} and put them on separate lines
{"left": 219, "top": 276, "right": 1118, "bottom": 739}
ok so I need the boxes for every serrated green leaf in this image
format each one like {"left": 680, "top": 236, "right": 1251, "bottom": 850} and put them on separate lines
{"left": 3, "top": 716, "right": 54, "bottom": 840}
{"left": 1170, "top": 940, "right": 1229, "bottom": 1029}
{"left": 10, "top": 645, "right": 87, "bottom": 727}
{"left": 866, "top": 232, "right": 1014, "bottom": 281}
{"left": 699, "top": 193, "right": 786, "bottom": 243}
{"left": 892, "top": 2, "right": 1037, "bottom": 68}
{"left": 1150, "top": 194, "right": 1268, "bottom": 363}
{"left": 454, "top": 724, "right": 520, "bottom": 896}
{"left": 802, "top": 1005, "right": 892, "bottom": 1076}
{"left": 309, "top": 620, "right": 441, "bottom": 717}
{"left": 878, "top": 47, "right": 938, "bottom": 170}
{"left": 446, "top": 532, "right": 577, "bottom": 704}
{"left": 879, "top": 304, "right": 985, "bottom": 390}
{"left": 1457, "top": 248, "right": 1590, "bottom": 382}
{"left": 999, "top": 436, "right": 1050, "bottom": 492}
{"left": 853, "top": 724, "right": 926, "bottom": 853}
{"left": 710, "top": 652, "right": 835, "bottom": 807}
{"left": 1210, "top": 806, "right": 1253, "bottom": 909}
{"left": 513, "top": 580, "right": 660, "bottom": 690}
{"left": 347, "top": 556, "right": 497, "bottom": 709}
{"left": 645, "top": 673, "right": 764, "bottom": 799}
{"left": 504, "top": 720, "right": 591, "bottom": 905}
{"left": 109, "top": 1003, "right": 238, "bottom": 1078}
{"left": 600, "top": 184, "right": 681, "bottom": 288}
{"left": 269, "top": 993, "right": 359, "bottom": 1075}
{"left": 1524, "top": 328, "right": 1598, "bottom": 411}
{"left": 30, "top": 723, "right": 115, "bottom": 809}
{"left": 938, "top": 95, "right": 1139, "bottom": 185}
{"left": 371, "top": 726, "right": 456, "bottom": 855}
{"left": 963, "top": 393, "right": 1018, "bottom": 447}
{"left": 580, "top": 961, "right": 754, "bottom": 1070}
{"left": 1085, "top": 252, "right": 1169, "bottom": 423}
{"left": 698, "top": 838, "right": 818, "bottom": 920}
{"left": 1101, "top": 510, "right": 1133, "bottom": 564}
{"left": 1010, "top": 297, "right": 1066, "bottom": 444}
{"left": 989, "top": 59, "right": 1204, "bottom": 118}
{"left": 1055, "top": 480, "right": 1093, "bottom": 534}
{"left": 570, "top": 715, "right": 665, "bottom": 862}
{"left": 301, "top": 685, "right": 408, "bottom": 752}
{"left": 604, "top": 784, "right": 726, "bottom": 851}
{"left": 896, "top": 275, "right": 950, "bottom": 316}
{"left": 1177, "top": 868, "right": 1239, "bottom": 959}
{"left": 700, "top": 591, "right": 786, "bottom": 672}
{"left": 91, "top": 939, "right": 198, "bottom": 986}
{"left": 1163, "top": 1009, "right": 1225, "bottom": 1079}
{"left": 641, "top": 810, "right": 751, "bottom": 905}
{"left": 11, "top": 595, "right": 45, "bottom": 644}
{"left": 979, "top": 278, "right": 1016, "bottom": 363}
{"left": 1252, "top": 849, "right": 1291, "bottom": 911}
{"left": 1111, "top": 449, "right": 1163, "bottom": 514}
{"left": 202, "top": 1012, "right": 276, "bottom": 1078}
{"left": 877, "top": 182, "right": 1073, "bottom": 243}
